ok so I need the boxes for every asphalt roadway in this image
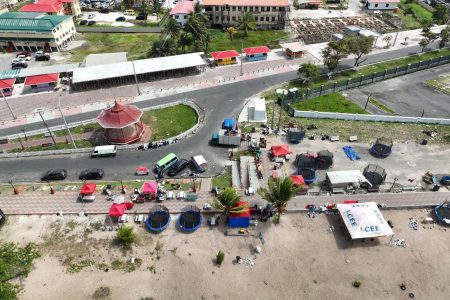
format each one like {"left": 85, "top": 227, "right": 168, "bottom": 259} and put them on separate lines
{"left": 0, "top": 42, "right": 443, "bottom": 183}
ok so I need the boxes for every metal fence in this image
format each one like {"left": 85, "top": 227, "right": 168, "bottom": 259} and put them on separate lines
{"left": 285, "top": 54, "right": 450, "bottom": 105}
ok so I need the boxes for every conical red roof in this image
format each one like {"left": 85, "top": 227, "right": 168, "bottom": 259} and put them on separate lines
{"left": 97, "top": 101, "right": 143, "bottom": 129}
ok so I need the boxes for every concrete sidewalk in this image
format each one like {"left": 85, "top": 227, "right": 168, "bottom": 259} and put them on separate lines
{"left": 0, "top": 189, "right": 447, "bottom": 215}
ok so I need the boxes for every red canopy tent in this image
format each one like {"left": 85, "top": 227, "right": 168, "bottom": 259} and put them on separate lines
{"left": 0, "top": 78, "right": 16, "bottom": 96}
{"left": 271, "top": 144, "right": 291, "bottom": 157}
{"left": 80, "top": 183, "right": 96, "bottom": 195}
{"left": 109, "top": 203, "right": 126, "bottom": 217}
{"left": 141, "top": 181, "right": 157, "bottom": 196}
{"left": 290, "top": 175, "right": 305, "bottom": 186}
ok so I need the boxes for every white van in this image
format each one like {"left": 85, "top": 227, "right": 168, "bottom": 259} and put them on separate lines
{"left": 91, "top": 145, "right": 117, "bottom": 158}
{"left": 192, "top": 155, "right": 208, "bottom": 172}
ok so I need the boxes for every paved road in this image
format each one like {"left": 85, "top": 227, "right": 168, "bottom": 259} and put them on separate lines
{"left": 345, "top": 64, "right": 450, "bottom": 118}
{"left": 0, "top": 42, "right": 444, "bottom": 183}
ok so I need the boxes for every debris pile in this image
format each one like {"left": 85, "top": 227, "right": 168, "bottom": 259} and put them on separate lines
{"left": 409, "top": 218, "right": 419, "bottom": 230}
{"left": 392, "top": 239, "right": 408, "bottom": 248}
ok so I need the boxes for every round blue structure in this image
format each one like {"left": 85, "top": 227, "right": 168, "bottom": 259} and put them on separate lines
{"left": 434, "top": 203, "right": 450, "bottom": 226}
{"left": 370, "top": 138, "right": 393, "bottom": 158}
{"left": 297, "top": 168, "right": 316, "bottom": 185}
{"left": 146, "top": 205, "right": 171, "bottom": 232}
{"left": 178, "top": 205, "right": 202, "bottom": 232}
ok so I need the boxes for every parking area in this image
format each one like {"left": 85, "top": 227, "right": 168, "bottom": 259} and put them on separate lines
{"left": 345, "top": 64, "right": 450, "bottom": 118}
{"left": 261, "top": 134, "right": 450, "bottom": 191}
{"left": 0, "top": 51, "right": 70, "bottom": 72}
{"left": 78, "top": 11, "right": 158, "bottom": 25}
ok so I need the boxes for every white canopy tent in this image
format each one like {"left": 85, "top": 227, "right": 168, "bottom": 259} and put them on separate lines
{"left": 336, "top": 202, "right": 394, "bottom": 239}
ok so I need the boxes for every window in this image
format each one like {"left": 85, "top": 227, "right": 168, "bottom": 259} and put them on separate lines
{"left": 232, "top": 6, "right": 236, "bottom": 11}
{"left": 266, "top": 6, "right": 270, "bottom": 11}
{"left": 375, "top": 4, "right": 378, "bottom": 7}
{"left": 250, "top": 6, "right": 253, "bottom": 11}
{"left": 232, "top": 16, "right": 236, "bottom": 21}
{"left": 385, "top": 4, "right": 389, "bottom": 7}
{"left": 266, "top": 16, "right": 270, "bottom": 22}
{"left": 237, "top": 6, "right": 241, "bottom": 11}
{"left": 175, "top": 15, "right": 179, "bottom": 19}
{"left": 261, "top": 7, "right": 265, "bottom": 12}
{"left": 272, "top": 16, "right": 275, "bottom": 22}
{"left": 184, "top": 15, "right": 188, "bottom": 19}
{"left": 53, "top": 29, "right": 56, "bottom": 33}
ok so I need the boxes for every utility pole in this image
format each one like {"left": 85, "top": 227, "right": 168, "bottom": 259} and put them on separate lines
{"left": 393, "top": 29, "right": 399, "bottom": 46}
{"left": 421, "top": 109, "right": 425, "bottom": 118}
{"left": 36, "top": 108, "right": 57, "bottom": 146}
{"left": 1, "top": 88, "right": 16, "bottom": 119}
{"left": 364, "top": 93, "right": 372, "bottom": 110}
{"left": 240, "top": 40, "right": 244, "bottom": 76}
{"left": 132, "top": 60, "right": 141, "bottom": 95}
{"left": 271, "top": 101, "right": 275, "bottom": 130}
{"left": 58, "top": 95, "right": 76, "bottom": 149}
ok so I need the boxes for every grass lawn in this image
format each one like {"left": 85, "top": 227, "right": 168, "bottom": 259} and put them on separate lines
{"left": 140, "top": 104, "right": 198, "bottom": 141}
{"left": 54, "top": 123, "right": 102, "bottom": 137}
{"left": 399, "top": 0, "right": 432, "bottom": 24}
{"left": 291, "top": 93, "right": 369, "bottom": 114}
{"left": 289, "top": 48, "right": 450, "bottom": 92}
{"left": 212, "top": 166, "right": 232, "bottom": 189}
{"left": 208, "top": 29, "right": 289, "bottom": 53}
{"left": 9, "top": 140, "right": 92, "bottom": 153}
{"left": 395, "top": 9, "right": 422, "bottom": 30}
{"left": 266, "top": 100, "right": 450, "bottom": 143}
{"left": 68, "top": 33, "right": 159, "bottom": 62}
{"left": 424, "top": 75, "right": 450, "bottom": 95}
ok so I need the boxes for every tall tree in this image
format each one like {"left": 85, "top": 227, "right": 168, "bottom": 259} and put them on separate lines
{"left": 420, "top": 30, "right": 437, "bottom": 52}
{"left": 163, "top": 17, "right": 182, "bottom": 40}
{"left": 185, "top": 13, "right": 211, "bottom": 52}
{"left": 260, "top": 177, "right": 299, "bottom": 224}
{"left": 212, "top": 188, "right": 247, "bottom": 215}
{"left": 345, "top": 35, "right": 375, "bottom": 67}
{"left": 238, "top": 12, "right": 256, "bottom": 37}
{"left": 226, "top": 26, "right": 237, "bottom": 41}
{"left": 432, "top": 4, "right": 449, "bottom": 25}
{"left": 439, "top": 28, "right": 449, "bottom": 49}
{"left": 152, "top": 0, "right": 162, "bottom": 21}
{"left": 298, "top": 63, "right": 320, "bottom": 84}
{"left": 321, "top": 40, "right": 349, "bottom": 73}
{"left": 179, "top": 32, "right": 193, "bottom": 52}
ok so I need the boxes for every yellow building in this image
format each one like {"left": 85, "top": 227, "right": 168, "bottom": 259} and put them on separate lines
{"left": 0, "top": 12, "right": 77, "bottom": 52}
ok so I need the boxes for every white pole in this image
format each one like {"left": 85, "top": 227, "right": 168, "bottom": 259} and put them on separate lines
{"left": 1, "top": 88, "right": 16, "bottom": 119}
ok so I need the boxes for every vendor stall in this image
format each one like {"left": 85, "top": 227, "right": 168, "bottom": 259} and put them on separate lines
{"left": 326, "top": 170, "right": 371, "bottom": 190}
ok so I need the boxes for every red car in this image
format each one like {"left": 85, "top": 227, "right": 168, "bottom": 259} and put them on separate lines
{"left": 16, "top": 51, "right": 31, "bottom": 58}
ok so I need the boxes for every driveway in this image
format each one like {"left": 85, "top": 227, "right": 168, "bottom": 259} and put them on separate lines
{"left": 345, "top": 64, "right": 450, "bottom": 118}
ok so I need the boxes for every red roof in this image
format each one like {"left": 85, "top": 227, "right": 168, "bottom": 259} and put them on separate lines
{"left": 243, "top": 46, "right": 271, "bottom": 55}
{"left": 211, "top": 50, "right": 240, "bottom": 60}
{"left": 271, "top": 144, "right": 291, "bottom": 157}
{"left": 0, "top": 78, "right": 16, "bottom": 89}
{"left": 230, "top": 201, "right": 250, "bottom": 218}
{"left": 290, "top": 175, "right": 305, "bottom": 186}
{"left": 19, "top": 3, "right": 63, "bottom": 13}
{"left": 80, "top": 183, "right": 96, "bottom": 195}
{"left": 97, "top": 101, "right": 143, "bottom": 129}
{"left": 170, "top": 1, "right": 195, "bottom": 15}
{"left": 24, "top": 73, "right": 59, "bottom": 86}
{"left": 203, "top": 0, "right": 288, "bottom": 7}
{"left": 109, "top": 203, "right": 126, "bottom": 217}
{"left": 367, "top": 0, "right": 399, "bottom": 3}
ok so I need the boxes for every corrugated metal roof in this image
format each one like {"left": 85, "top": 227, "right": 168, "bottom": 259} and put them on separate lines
{"left": 72, "top": 53, "right": 205, "bottom": 84}
{"left": 0, "top": 12, "right": 72, "bottom": 32}
{"left": 0, "top": 69, "right": 21, "bottom": 80}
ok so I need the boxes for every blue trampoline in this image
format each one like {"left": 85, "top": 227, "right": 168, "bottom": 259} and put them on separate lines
{"left": 434, "top": 202, "right": 450, "bottom": 226}
{"left": 297, "top": 168, "right": 316, "bottom": 185}
{"left": 178, "top": 205, "right": 202, "bottom": 232}
{"left": 146, "top": 205, "right": 171, "bottom": 232}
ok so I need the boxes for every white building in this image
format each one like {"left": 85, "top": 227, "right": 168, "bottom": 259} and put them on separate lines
{"left": 170, "top": 1, "right": 195, "bottom": 27}
{"left": 365, "top": 0, "right": 400, "bottom": 10}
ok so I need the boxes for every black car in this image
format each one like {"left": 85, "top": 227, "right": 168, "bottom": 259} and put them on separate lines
{"left": 88, "top": 20, "right": 96, "bottom": 26}
{"left": 79, "top": 168, "right": 104, "bottom": 180}
{"left": 115, "top": 16, "right": 126, "bottom": 22}
{"left": 99, "top": 8, "right": 109, "bottom": 14}
{"left": 79, "top": 20, "right": 88, "bottom": 25}
{"left": 0, "top": 209, "right": 5, "bottom": 227}
{"left": 11, "top": 62, "right": 27, "bottom": 69}
{"left": 41, "top": 169, "right": 67, "bottom": 181}
{"left": 167, "top": 159, "right": 190, "bottom": 177}
{"left": 35, "top": 54, "right": 50, "bottom": 61}
{"left": 136, "top": 13, "right": 148, "bottom": 20}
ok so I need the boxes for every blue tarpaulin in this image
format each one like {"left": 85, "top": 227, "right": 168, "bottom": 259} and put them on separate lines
{"left": 343, "top": 146, "right": 360, "bottom": 161}
{"left": 222, "top": 118, "right": 236, "bottom": 130}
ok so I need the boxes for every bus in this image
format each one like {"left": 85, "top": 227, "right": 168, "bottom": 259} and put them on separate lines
{"left": 155, "top": 153, "right": 178, "bottom": 173}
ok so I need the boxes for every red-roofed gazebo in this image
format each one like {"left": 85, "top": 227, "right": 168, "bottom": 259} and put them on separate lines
{"left": 210, "top": 50, "right": 240, "bottom": 66}
{"left": 243, "top": 46, "right": 271, "bottom": 61}
{"left": 24, "top": 73, "right": 59, "bottom": 92}
{"left": 97, "top": 101, "right": 146, "bottom": 144}
{"left": 0, "top": 78, "right": 16, "bottom": 96}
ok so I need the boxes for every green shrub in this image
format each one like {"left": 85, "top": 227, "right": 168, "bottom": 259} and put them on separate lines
{"left": 117, "top": 226, "right": 136, "bottom": 248}
{"left": 216, "top": 251, "right": 225, "bottom": 265}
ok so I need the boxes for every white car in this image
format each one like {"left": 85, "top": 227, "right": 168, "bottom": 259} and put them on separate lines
{"left": 11, "top": 58, "right": 26, "bottom": 64}
{"left": 35, "top": 50, "right": 49, "bottom": 56}
{"left": 17, "top": 54, "right": 31, "bottom": 61}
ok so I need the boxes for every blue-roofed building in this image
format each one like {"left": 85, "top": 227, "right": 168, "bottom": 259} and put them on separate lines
{"left": 0, "top": 12, "right": 76, "bottom": 52}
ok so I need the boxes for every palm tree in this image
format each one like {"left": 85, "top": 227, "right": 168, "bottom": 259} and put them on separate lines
{"left": 185, "top": 15, "right": 211, "bottom": 52}
{"left": 226, "top": 27, "right": 237, "bottom": 41}
{"left": 212, "top": 188, "right": 247, "bottom": 215}
{"left": 238, "top": 12, "right": 256, "bottom": 37}
{"left": 148, "top": 38, "right": 178, "bottom": 58}
{"left": 179, "top": 32, "right": 193, "bottom": 52}
{"left": 163, "top": 17, "right": 181, "bottom": 40}
{"left": 260, "top": 177, "right": 300, "bottom": 224}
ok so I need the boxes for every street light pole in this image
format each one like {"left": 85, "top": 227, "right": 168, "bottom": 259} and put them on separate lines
{"left": 58, "top": 95, "right": 76, "bottom": 149}
{"left": 21, "top": 127, "right": 28, "bottom": 141}
{"left": 1, "top": 88, "right": 16, "bottom": 119}
{"left": 37, "top": 109, "right": 57, "bottom": 146}
{"left": 132, "top": 60, "right": 141, "bottom": 95}
{"left": 240, "top": 40, "right": 244, "bottom": 76}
